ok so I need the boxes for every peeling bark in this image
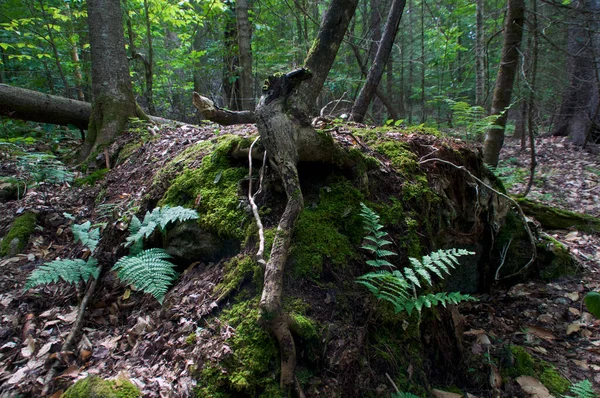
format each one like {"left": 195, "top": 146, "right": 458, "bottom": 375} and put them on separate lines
{"left": 192, "top": 92, "right": 256, "bottom": 125}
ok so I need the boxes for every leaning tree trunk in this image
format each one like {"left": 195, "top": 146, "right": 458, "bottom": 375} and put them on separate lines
{"left": 80, "top": 0, "right": 146, "bottom": 162}
{"left": 550, "top": 0, "right": 600, "bottom": 145}
{"left": 482, "top": 0, "right": 525, "bottom": 167}
{"left": 350, "top": 0, "right": 406, "bottom": 122}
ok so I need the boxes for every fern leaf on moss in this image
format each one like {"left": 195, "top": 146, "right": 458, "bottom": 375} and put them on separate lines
{"left": 25, "top": 258, "right": 99, "bottom": 290}
{"left": 112, "top": 248, "right": 177, "bottom": 303}
{"left": 126, "top": 206, "right": 199, "bottom": 250}
{"left": 564, "top": 380, "right": 597, "bottom": 398}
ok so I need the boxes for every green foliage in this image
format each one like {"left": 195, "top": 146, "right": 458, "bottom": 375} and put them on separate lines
{"left": 125, "top": 205, "right": 199, "bottom": 255}
{"left": 0, "top": 212, "right": 36, "bottom": 257}
{"left": 506, "top": 345, "right": 570, "bottom": 395}
{"left": 443, "top": 98, "right": 501, "bottom": 140}
{"left": 24, "top": 258, "right": 99, "bottom": 290}
{"left": 564, "top": 380, "right": 597, "bottom": 398}
{"left": 392, "top": 392, "right": 420, "bottom": 398}
{"left": 112, "top": 248, "right": 177, "bottom": 304}
{"left": 16, "top": 152, "right": 73, "bottom": 186}
{"left": 72, "top": 221, "right": 100, "bottom": 252}
{"left": 62, "top": 375, "right": 141, "bottom": 398}
{"left": 584, "top": 292, "right": 600, "bottom": 318}
{"left": 356, "top": 203, "right": 476, "bottom": 315}
{"left": 73, "top": 168, "right": 109, "bottom": 187}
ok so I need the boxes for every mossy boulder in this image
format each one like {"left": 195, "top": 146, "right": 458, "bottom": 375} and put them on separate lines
{"left": 62, "top": 375, "right": 141, "bottom": 398}
{"left": 0, "top": 212, "right": 36, "bottom": 257}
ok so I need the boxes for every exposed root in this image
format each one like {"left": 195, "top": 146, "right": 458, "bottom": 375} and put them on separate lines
{"left": 248, "top": 136, "right": 267, "bottom": 265}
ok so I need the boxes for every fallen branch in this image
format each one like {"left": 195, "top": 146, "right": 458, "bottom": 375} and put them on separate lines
{"left": 192, "top": 92, "right": 256, "bottom": 125}
{"left": 41, "top": 274, "right": 100, "bottom": 395}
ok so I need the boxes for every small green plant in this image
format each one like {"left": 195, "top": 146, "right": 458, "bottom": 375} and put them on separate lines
{"left": 584, "top": 292, "right": 600, "bottom": 318}
{"left": 392, "top": 392, "right": 419, "bottom": 398}
{"left": 25, "top": 217, "right": 100, "bottom": 289}
{"left": 356, "top": 203, "right": 476, "bottom": 315}
{"left": 444, "top": 98, "right": 502, "bottom": 140}
{"left": 564, "top": 379, "right": 597, "bottom": 398}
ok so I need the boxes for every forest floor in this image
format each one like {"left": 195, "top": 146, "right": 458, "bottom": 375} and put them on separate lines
{"left": 0, "top": 126, "right": 598, "bottom": 397}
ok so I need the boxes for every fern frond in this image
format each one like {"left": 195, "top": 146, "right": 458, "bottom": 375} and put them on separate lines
{"left": 72, "top": 221, "right": 100, "bottom": 252}
{"left": 564, "top": 380, "right": 597, "bottom": 398}
{"left": 125, "top": 206, "right": 199, "bottom": 249}
{"left": 24, "top": 258, "right": 99, "bottom": 290}
{"left": 112, "top": 248, "right": 177, "bottom": 303}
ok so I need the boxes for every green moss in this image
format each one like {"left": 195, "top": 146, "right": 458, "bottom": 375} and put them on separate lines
{"left": 186, "top": 333, "right": 197, "bottom": 345}
{"left": 290, "top": 179, "right": 363, "bottom": 279}
{"left": 116, "top": 141, "right": 143, "bottom": 165}
{"left": 62, "top": 375, "right": 141, "bottom": 398}
{"left": 505, "top": 345, "right": 570, "bottom": 395}
{"left": 0, "top": 212, "right": 36, "bottom": 257}
{"left": 159, "top": 136, "right": 249, "bottom": 240}
{"left": 196, "top": 299, "right": 280, "bottom": 397}
{"left": 374, "top": 141, "right": 418, "bottom": 173}
{"left": 214, "top": 255, "right": 258, "bottom": 296}
{"left": 516, "top": 197, "right": 600, "bottom": 233}
{"left": 73, "top": 168, "right": 109, "bottom": 187}
{"left": 537, "top": 235, "right": 578, "bottom": 281}
{"left": 289, "top": 312, "right": 318, "bottom": 340}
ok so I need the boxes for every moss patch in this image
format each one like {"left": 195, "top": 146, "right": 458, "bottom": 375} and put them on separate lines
{"left": 73, "top": 168, "right": 109, "bottom": 187}
{"left": 62, "top": 375, "right": 141, "bottom": 398}
{"left": 516, "top": 197, "right": 600, "bottom": 233}
{"left": 196, "top": 299, "right": 280, "bottom": 397}
{"left": 0, "top": 212, "right": 36, "bottom": 257}
{"left": 537, "top": 235, "right": 578, "bottom": 281}
{"left": 505, "top": 345, "right": 570, "bottom": 395}
{"left": 289, "top": 178, "right": 363, "bottom": 279}
{"left": 214, "top": 255, "right": 259, "bottom": 297}
{"left": 159, "top": 136, "right": 249, "bottom": 240}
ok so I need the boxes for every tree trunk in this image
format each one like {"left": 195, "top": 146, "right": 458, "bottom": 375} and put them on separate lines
{"left": 80, "top": 0, "right": 146, "bottom": 162}
{"left": 0, "top": 84, "right": 90, "bottom": 130}
{"left": 475, "top": 0, "right": 485, "bottom": 107}
{"left": 350, "top": 0, "right": 406, "bottom": 122}
{"left": 482, "top": 0, "right": 525, "bottom": 167}
{"left": 236, "top": 0, "right": 255, "bottom": 111}
{"left": 192, "top": 92, "right": 255, "bottom": 124}
{"left": 223, "top": 1, "right": 240, "bottom": 110}
{"left": 143, "top": 0, "right": 156, "bottom": 115}
{"left": 550, "top": 0, "right": 600, "bottom": 145}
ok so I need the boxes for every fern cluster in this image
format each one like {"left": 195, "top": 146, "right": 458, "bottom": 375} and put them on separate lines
{"left": 25, "top": 218, "right": 100, "bottom": 289}
{"left": 357, "top": 203, "right": 476, "bottom": 315}
{"left": 25, "top": 206, "right": 198, "bottom": 304}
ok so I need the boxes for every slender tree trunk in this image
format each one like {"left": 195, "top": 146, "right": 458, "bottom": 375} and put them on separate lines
{"left": 482, "top": 0, "right": 525, "bottom": 167}
{"left": 37, "top": 0, "right": 71, "bottom": 97}
{"left": 143, "top": 0, "right": 156, "bottom": 115}
{"left": 350, "top": 0, "right": 406, "bottom": 122}
{"left": 80, "top": 0, "right": 146, "bottom": 162}
{"left": 550, "top": 0, "right": 600, "bottom": 145}
{"left": 420, "top": 0, "right": 425, "bottom": 123}
{"left": 475, "top": 0, "right": 485, "bottom": 107}
{"left": 407, "top": 0, "right": 414, "bottom": 124}
{"left": 236, "top": 0, "right": 255, "bottom": 111}
{"left": 65, "top": 2, "right": 86, "bottom": 101}
{"left": 223, "top": 1, "right": 240, "bottom": 110}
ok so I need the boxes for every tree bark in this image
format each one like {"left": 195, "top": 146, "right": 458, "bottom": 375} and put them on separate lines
{"left": 0, "top": 84, "right": 90, "bottom": 130}
{"left": 80, "top": 0, "right": 146, "bottom": 162}
{"left": 350, "top": 0, "right": 406, "bottom": 122}
{"left": 475, "top": 0, "right": 486, "bottom": 107}
{"left": 550, "top": 0, "right": 600, "bottom": 145}
{"left": 236, "top": 0, "right": 255, "bottom": 111}
{"left": 482, "top": 0, "right": 525, "bottom": 167}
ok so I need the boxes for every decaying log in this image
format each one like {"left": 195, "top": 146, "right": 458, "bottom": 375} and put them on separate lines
{"left": 192, "top": 92, "right": 256, "bottom": 125}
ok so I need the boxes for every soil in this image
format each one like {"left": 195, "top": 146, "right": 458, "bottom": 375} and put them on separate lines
{"left": 0, "top": 126, "right": 598, "bottom": 397}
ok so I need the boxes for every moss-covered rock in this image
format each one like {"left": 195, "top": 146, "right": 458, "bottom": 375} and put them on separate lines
{"left": 159, "top": 135, "right": 249, "bottom": 240}
{"left": 537, "top": 235, "right": 578, "bottom": 281}
{"left": 62, "top": 375, "right": 141, "bottom": 398}
{"left": 0, "top": 212, "right": 36, "bottom": 257}
{"left": 196, "top": 299, "right": 281, "bottom": 397}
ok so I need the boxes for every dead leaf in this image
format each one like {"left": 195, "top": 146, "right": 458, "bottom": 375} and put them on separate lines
{"left": 489, "top": 364, "right": 502, "bottom": 389}
{"left": 526, "top": 325, "right": 556, "bottom": 341}
{"left": 6, "top": 366, "right": 28, "bottom": 385}
{"left": 566, "top": 323, "right": 582, "bottom": 335}
{"left": 57, "top": 308, "right": 78, "bottom": 324}
{"left": 516, "top": 375, "right": 554, "bottom": 398}
{"left": 57, "top": 364, "right": 80, "bottom": 379}
{"left": 565, "top": 292, "right": 579, "bottom": 301}
{"left": 464, "top": 329, "right": 486, "bottom": 336}
{"left": 432, "top": 389, "right": 462, "bottom": 398}
{"left": 572, "top": 359, "right": 589, "bottom": 370}
{"left": 49, "top": 390, "right": 64, "bottom": 398}
{"left": 20, "top": 335, "right": 35, "bottom": 358}
{"left": 568, "top": 307, "right": 581, "bottom": 316}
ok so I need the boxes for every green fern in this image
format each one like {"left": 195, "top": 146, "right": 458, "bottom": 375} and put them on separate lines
{"left": 24, "top": 258, "right": 99, "bottom": 290}
{"left": 356, "top": 203, "right": 476, "bottom": 315}
{"left": 564, "top": 380, "right": 597, "bottom": 398}
{"left": 72, "top": 221, "right": 100, "bottom": 252}
{"left": 112, "top": 248, "right": 177, "bottom": 304}
{"left": 125, "top": 205, "right": 199, "bottom": 254}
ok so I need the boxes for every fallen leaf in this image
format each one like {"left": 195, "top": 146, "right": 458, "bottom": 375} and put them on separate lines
{"left": 57, "top": 308, "right": 78, "bottom": 324}
{"left": 572, "top": 359, "right": 589, "bottom": 370}
{"left": 20, "top": 335, "right": 35, "bottom": 358}
{"left": 57, "top": 364, "right": 80, "bottom": 379}
{"left": 566, "top": 323, "right": 582, "bottom": 335}
{"left": 526, "top": 325, "right": 556, "bottom": 341}
{"left": 6, "top": 366, "right": 28, "bottom": 385}
{"left": 516, "top": 375, "right": 554, "bottom": 398}
{"left": 565, "top": 292, "right": 579, "bottom": 301}
{"left": 432, "top": 389, "right": 462, "bottom": 398}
